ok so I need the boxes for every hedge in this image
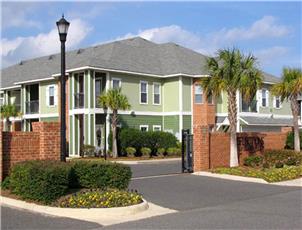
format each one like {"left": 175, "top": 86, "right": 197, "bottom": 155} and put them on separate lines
{"left": 71, "top": 161, "right": 132, "bottom": 190}
{"left": 263, "top": 149, "right": 302, "bottom": 167}
{"left": 9, "top": 161, "right": 71, "bottom": 204}
{"left": 286, "top": 131, "right": 302, "bottom": 150}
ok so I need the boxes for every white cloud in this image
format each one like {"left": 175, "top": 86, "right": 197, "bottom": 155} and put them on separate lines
{"left": 1, "top": 19, "right": 92, "bottom": 68}
{"left": 255, "top": 46, "right": 289, "bottom": 65}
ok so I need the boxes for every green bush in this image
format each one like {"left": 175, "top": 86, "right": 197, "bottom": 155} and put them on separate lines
{"left": 72, "top": 161, "right": 131, "bottom": 190}
{"left": 1, "top": 176, "right": 10, "bottom": 190}
{"left": 264, "top": 149, "right": 302, "bottom": 167}
{"left": 81, "top": 145, "right": 95, "bottom": 157}
{"left": 9, "top": 161, "right": 72, "bottom": 204}
{"left": 157, "top": 148, "right": 166, "bottom": 156}
{"left": 125, "top": 147, "right": 136, "bottom": 157}
{"left": 166, "top": 147, "right": 181, "bottom": 156}
{"left": 285, "top": 131, "right": 302, "bottom": 150}
{"left": 275, "top": 162, "right": 284, "bottom": 168}
{"left": 243, "top": 155, "right": 263, "bottom": 167}
{"left": 119, "top": 129, "right": 178, "bottom": 156}
{"left": 141, "top": 147, "right": 152, "bottom": 157}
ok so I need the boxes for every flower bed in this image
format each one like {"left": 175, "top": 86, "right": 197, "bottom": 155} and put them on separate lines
{"left": 55, "top": 189, "right": 143, "bottom": 208}
{"left": 211, "top": 165, "right": 302, "bottom": 182}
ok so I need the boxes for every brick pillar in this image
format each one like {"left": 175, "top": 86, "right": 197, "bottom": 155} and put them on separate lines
{"left": 193, "top": 125, "right": 210, "bottom": 171}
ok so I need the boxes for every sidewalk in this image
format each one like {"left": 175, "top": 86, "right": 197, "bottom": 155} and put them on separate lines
{"left": 194, "top": 171, "right": 302, "bottom": 187}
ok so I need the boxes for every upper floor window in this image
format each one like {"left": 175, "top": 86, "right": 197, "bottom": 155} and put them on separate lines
{"left": 140, "top": 81, "right": 148, "bottom": 104}
{"left": 153, "top": 83, "right": 161, "bottom": 105}
{"left": 274, "top": 96, "right": 281, "bottom": 109}
{"left": 112, "top": 78, "right": 121, "bottom": 89}
{"left": 46, "top": 85, "right": 56, "bottom": 107}
{"left": 194, "top": 84, "right": 203, "bottom": 104}
{"left": 261, "top": 89, "right": 268, "bottom": 107}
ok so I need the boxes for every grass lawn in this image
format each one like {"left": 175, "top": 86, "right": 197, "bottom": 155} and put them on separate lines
{"left": 211, "top": 165, "right": 302, "bottom": 183}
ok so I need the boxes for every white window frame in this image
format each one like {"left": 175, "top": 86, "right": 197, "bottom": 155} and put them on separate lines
{"left": 194, "top": 84, "right": 203, "bottom": 104}
{"left": 153, "top": 125, "right": 161, "bottom": 131}
{"left": 261, "top": 88, "right": 269, "bottom": 108}
{"left": 140, "top": 81, "right": 148, "bottom": 104}
{"left": 46, "top": 84, "right": 57, "bottom": 107}
{"left": 140, "top": 125, "right": 149, "bottom": 132}
{"left": 111, "top": 78, "right": 121, "bottom": 89}
{"left": 273, "top": 96, "right": 282, "bottom": 109}
{"left": 153, "top": 82, "right": 161, "bottom": 105}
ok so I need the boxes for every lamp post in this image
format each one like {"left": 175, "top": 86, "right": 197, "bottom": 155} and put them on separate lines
{"left": 56, "top": 15, "right": 70, "bottom": 162}
{"left": 103, "top": 107, "right": 108, "bottom": 160}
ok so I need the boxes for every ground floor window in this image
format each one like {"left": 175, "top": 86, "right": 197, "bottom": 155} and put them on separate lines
{"left": 140, "top": 125, "right": 149, "bottom": 132}
{"left": 153, "top": 125, "right": 161, "bottom": 131}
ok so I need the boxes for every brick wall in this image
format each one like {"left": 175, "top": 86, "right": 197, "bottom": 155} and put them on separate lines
{"left": 1, "top": 122, "right": 60, "bottom": 179}
{"left": 209, "top": 132, "right": 230, "bottom": 168}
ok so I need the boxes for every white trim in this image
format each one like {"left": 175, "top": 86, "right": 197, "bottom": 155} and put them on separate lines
{"left": 93, "top": 71, "right": 96, "bottom": 108}
{"left": 153, "top": 125, "right": 162, "bottom": 131}
{"left": 0, "top": 85, "right": 21, "bottom": 90}
{"left": 152, "top": 82, "right": 161, "bottom": 105}
{"left": 162, "top": 81, "right": 165, "bottom": 130}
{"left": 139, "top": 125, "right": 149, "bottom": 131}
{"left": 72, "top": 114, "right": 75, "bottom": 155}
{"left": 190, "top": 78, "right": 193, "bottom": 131}
{"left": 273, "top": 96, "right": 282, "bottom": 109}
{"left": 14, "top": 77, "right": 55, "bottom": 85}
{"left": 88, "top": 113, "right": 91, "bottom": 145}
{"left": 88, "top": 70, "right": 91, "bottom": 109}
{"left": 179, "top": 76, "right": 183, "bottom": 140}
{"left": 47, "top": 84, "right": 56, "bottom": 107}
{"left": 260, "top": 88, "right": 269, "bottom": 108}
{"left": 236, "top": 90, "right": 240, "bottom": 132}
{"left": 111, "top": 77, "right": 121, "bottom": 89}
{"left": 139, "top": 81, "right": 148, "bottom": 104}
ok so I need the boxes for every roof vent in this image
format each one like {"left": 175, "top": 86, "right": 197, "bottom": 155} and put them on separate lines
{"left": 77, "top": 49, "right": 84, "bottom": 54}
{"left": 48, "top": 55, "right": 54, "bottom": 60}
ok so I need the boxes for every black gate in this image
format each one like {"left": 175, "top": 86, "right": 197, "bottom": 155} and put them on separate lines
{"left": 181, "top": 129, "right": 193, "bottom": 173}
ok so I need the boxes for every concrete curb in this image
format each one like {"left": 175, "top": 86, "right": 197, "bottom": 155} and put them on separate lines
{"left": 193, "top": 172, "right": 302, "bottom": 187}
{"left": 114, "top": 158, "right": 181, "bottom": 165}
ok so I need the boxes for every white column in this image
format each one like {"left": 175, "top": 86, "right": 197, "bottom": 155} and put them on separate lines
{"left": 236, "top": 90, "right": 240, "bottom": 132}
{"left": 105, "top": 73, "right": 110, "bottom": 150}
{"left": 179, "top": 76, "right": 183, "bottom": 140}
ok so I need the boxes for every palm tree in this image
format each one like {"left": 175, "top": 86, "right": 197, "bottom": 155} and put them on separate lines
{"left": 0, "top": 104, "right": 20, "bottom": 131}
{"left": 271, "top": 68, "right": 302, "bottom": 152}
{"left": 200, "top": 48, "right": 262, "bottom": 167}
{"left": 98, "top": 88, "right": 131, "bottom": 158}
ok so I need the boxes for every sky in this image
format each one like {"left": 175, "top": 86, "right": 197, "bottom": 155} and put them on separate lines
{"left": 1, "top": 1, "right": 301, "bottom": 77}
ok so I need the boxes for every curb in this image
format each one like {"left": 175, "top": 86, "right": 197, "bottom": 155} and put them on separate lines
{"left": 193, "top": 172, "right": 302, "bottom": 187}
{"left": 114, "top": 158, "right": 181, "bottom": 165}
{"left": 1, "top": 195, "right": 149, "bottom": 219}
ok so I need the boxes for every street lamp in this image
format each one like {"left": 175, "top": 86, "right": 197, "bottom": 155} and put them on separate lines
{"left": 103, "top": 106, "right": 108, "bottom": 160}
{"left": 56, "top": 15, "right": 70, "bottom": 162}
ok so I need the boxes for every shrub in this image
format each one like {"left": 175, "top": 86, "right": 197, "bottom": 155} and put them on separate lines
{"left": 285, "top": 131, "right": 302, "bottom": 150}
{"left": 56, "top": 189, "right": 142, "bottom": 208}
{"left": 81, "top": 145, "right": 95, "bottom": 157}
{"left": 157, "top": 148, "right": 166, "bottom": 156}
{"left": 264, "top": 149, "right": 302, "bottom": 167}
{"left": 166, "top": 147, "right": 181, "bottom": 156}
{"left": 125, "top": 147, "right": 136, "bottom": 157}
{"left": 1, "top": 176, "right": 10, "bottom": 190}
{"left": 275, "top": 162, "right": 284, "bottom": 168}
{"left": 72, "top": 161, "right": 131, "bottom": 190}
{"left": 243, "top": 155, "right": 263, "bottom": 167}
{"left": 9, "top": 161, "right": 71, "bottom": 204}
{"left": 141, "top": 147, "right": 152, "bottom": 157}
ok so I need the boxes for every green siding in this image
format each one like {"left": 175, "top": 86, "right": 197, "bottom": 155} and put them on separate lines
{"left": 90, "top": 114, "right": 95, "bottom": 145}
{"left": 183, "top": 115, "right": 191, "bottom": 130}
{"left": 85, "top": 114, "right": 89, "bottom": 144}
{"left": 119, "top": 114, "right": 162, "bottom": 130}
{"left": 90, "top": 70, "right": 94, "bottom": 108}
{"left": 85, "top": 70, "right": 89, "bottom": 109}
{"left": 69, "top": 75, "right": 73, "bottom": 109}
{"left": 163, "top": 115, "right": 179, "bottom": 133}
{"left": 110, "top": 73, "right": 163, "bottom": 112}
{"left": 216, "top": 91, "right": 228, "bottom": 113}
{"left": 74, "top": 115, "right": 79, "bottom": 155}
{"left": 40, "top": 117, "right": 59, "bottom": 122}
{"left": 39, "top": 80, "right": 58, "bottom": 114}
{"left": 163, "top": 77, "right": 179, "bottom": 112}
{"left": 182, "top": 77, "right": 191, "bottom": 111}
{"left": 69, "top": 116, "right": 73, "bottom": 155}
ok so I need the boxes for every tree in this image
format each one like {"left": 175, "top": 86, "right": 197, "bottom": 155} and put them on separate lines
{"left": 98, "top": 88, "right": 131, "bottom": 158}
{"left": 0, "top": 104, "right": 20, "bottom": 131}
{"left": 200, "top": 48, "right": 262, "bottom": 167}
{"left": 271, "top": 68, "right": 302, "bottom": 152}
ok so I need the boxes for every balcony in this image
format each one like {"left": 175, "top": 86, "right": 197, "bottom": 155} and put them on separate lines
{"left": 242, "top": 100, "right": 257, "bottom": 113}
{"left": 25, "top": 100, "right": 39, "bottom": 114}
{"left": 74, "top": 93, "right": 84, "bottom": 108}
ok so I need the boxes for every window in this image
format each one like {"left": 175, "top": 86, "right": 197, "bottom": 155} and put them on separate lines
{"left": 140, "top": 125, "right": 148, "bottom": 132}
{"left": 261, "top": 89, "right": 268, "bottom": 107}
{"left": 274, "top": 96, "right": 281, "bottom": 109}
{"left": 153, "top": 83, "right": 161, "bottom": 105}
{"left": 194, "top": 84, "right": 203, "bottom": 103}
{"left": 153, "top": 125, "right": 161, "bottom": 131}
{"left": 49, "top": 86, "right": 54, "bottom": 106}
{"left": 95, "top": 78, "right": 102, "bottom": 107}
{"left": 112, "top": 78, "right": 121, "bottom": 89}
{"left": 140, "top": 81, "right": 148, "bottom": 104}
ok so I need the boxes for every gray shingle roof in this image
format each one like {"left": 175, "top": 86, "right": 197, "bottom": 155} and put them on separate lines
{"left": 0, "top": 37, "right": 280, "bottom": 88}
{"left": 241, "top": 116, "right": 294, "bottom": 126}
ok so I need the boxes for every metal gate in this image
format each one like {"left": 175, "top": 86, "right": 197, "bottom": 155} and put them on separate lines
{"left": 181, "top": 129, "right": 193, "bottom": 173}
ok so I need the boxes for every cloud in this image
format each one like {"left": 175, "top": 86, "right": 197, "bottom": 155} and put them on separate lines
{"left": 213, "top": 16, "right": 290, "bottom": 42}
{"left": 1, "top": 2, "right": 42, "bottom": 29}
{"left": 255, "top": 46, "right": 289, "bottom": 65}
{"left": 1, "top": 19, "right": 92, "bottom": 68}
